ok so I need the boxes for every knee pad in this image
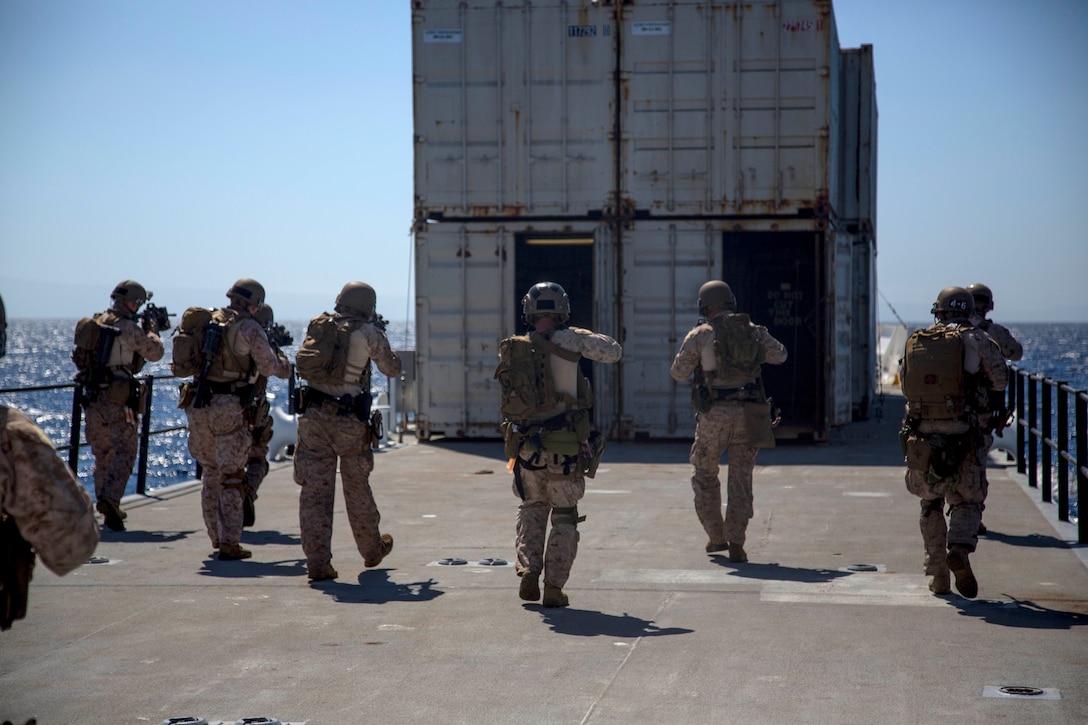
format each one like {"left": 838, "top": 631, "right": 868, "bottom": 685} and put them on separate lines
{"left": 921, "top": 498, "right": 944, "bottom": 517}
{"left": 550, "top": 506, "right": 585, "bottom": 528}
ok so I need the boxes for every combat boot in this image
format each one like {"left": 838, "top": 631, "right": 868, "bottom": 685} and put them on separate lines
{"left": 728, "top": 543, "right": 748, "bottom": 563}
{"left": 308, "top": 565, "right": 338, "bottom": 582}
{"left": 928, "top": 571, "right": 951, "bottom": 594}
{"left": 542, "top": 585, "right": 569, "bottom": 608}
{"left": 364, "top": 533, "right": 394, "bottom": 567}
{"left": 705, "top": 540, "right": 729, "bottom": 554}
{"left": 946, "top": 546, "right": 978, "bottom": 598}
{"left": 519, "top": 570, "right": 541, "bottom": 601}
{"left": 96, "top": 499, "right": 125, "bottom": 532}
{"left": 218, "top": 544, "right": 252, "bottom": 561}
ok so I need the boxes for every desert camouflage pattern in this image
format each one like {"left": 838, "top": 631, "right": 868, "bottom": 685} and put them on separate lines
{"left": 185, "top": 312, "right": 291, "bottom": 549}
{"left": 904, "top": 321, "right": 1008, "bottom": 576}
{"left": 905, "top": 456, "right": 985, "bottom": 576}
{"left": 85, "top": 306, "right": 164, "bottom": 509}
{"left": 294, "top": 406, "right": 382, "bottom": 571}
{"left": 1, "top": 405, "right": 98, "bottom": 575}
{"left": 971, "top": 315, "right": 1023, "bottom": 361}
{"left": 245, "top": 381, "right": 273, "bottom": 500}
{"left": 512, "top": 452, "right": 585, "bottom": 588}
{"left": 295, "top": 318, "right": 401, "bottom": 572}
{"left": 86, "top": 400, "right": 139, "bottom": 507}
{"left": 670, "top": 310, "right": 787, "bottom": 548}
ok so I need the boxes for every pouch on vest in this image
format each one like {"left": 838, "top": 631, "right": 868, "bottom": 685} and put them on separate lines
{"left": 709, "top": 313, "right": 765, "bottom": 385}
{"left": 742, "top": 401, "right": 777, "bottom": 448}
{"left": 72, "top": 315, "right": 119, "bottom": 382}
{"left": 903, "top": 434, "right": 933, "bottom": 473}
{"left": 296, "top": 312, "right": 355, "bottom": 385}
{"left": 495, "top": 335, "right": 551, "bottom": 420}
{"left": 171, "top": 307, "right": 214, "bottom": 378}
{"left": 902, "top": 326, "right": 967, "bottom": 420}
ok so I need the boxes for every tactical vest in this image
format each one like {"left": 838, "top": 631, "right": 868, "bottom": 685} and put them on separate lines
{"left": 701, "top": 313, "right": 765, "bottom": 388}
{"left": 72, "top": 310, "right": 144, "bottom": 378}
{"left": 901, "top": 323, "right": 971, "bottom": 420}
{"left": 295, "top": 312, "right": 366, "bottom": 386}
{"left": 205, "top": 307, "right": 253, "bottom": 382}
{"left": 494, "top": 331, "right": 591, "bottom": 422}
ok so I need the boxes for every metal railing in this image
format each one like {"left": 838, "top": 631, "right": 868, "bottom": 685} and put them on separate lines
{"left": 0, "top": 375, "right": 190, "bottom": 495}
{"left": 1011, "top": 366, "right": 1087, "bottom": 543}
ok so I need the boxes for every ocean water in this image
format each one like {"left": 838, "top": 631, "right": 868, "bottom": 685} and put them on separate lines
{"left": 0, "top": 318, "right": 414, "bottom": 497}
{"left": 1, "top": 320, "right": 1084, "bottom": 511}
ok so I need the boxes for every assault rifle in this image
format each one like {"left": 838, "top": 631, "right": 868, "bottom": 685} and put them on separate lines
{"left": 371, "top": 313, "right": 388, "bottom": 332}
{"left": 139, "top": 293, "right": 173, "bottom": 333}
{"left": 264, "top": 322, "right": 293, "bottom": 349}
{"left": 192, "top": 321, "right": 224, "bottom": 409}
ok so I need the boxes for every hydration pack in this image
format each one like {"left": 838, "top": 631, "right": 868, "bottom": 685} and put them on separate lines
{"left": 171, "top": 307, "right": 214, "bottom": 378}
{"left": 295, "top": 312, "right": 363, "bottom": 385}
{"left": 901, "top": 324, "right": 968, "bottom": 420}
{"left": 705, "top": 313, "right": 765, "bottom": 387}
{"left": 494, "top": 331, "right": 589, "bottom": 421}
{"left": 72, "top": 313, "right": 120, "bottom": 379}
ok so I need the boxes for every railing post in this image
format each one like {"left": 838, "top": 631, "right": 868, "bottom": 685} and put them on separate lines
{"left": 1041, "top": 380, "right": 1052, "bottom": 503}
{"left": 137, "top": 376, "right": 154, "bottom": 495}
{"left": 1028, "top": 375, "right": 1038, "bottom": 489}
{"left": 68, "top": 384, "right": 82, "bottom": 474}
{"left": 1016, "top": 370, "right": 1026, "bottom": 474}
{"left": 1056, "top": 383, "right": 1069, "bottom": 522}
{"left": 1076, "top": 391, "right": 1087, "bottom": 545}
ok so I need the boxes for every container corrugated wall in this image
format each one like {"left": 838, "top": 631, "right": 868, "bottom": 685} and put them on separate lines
{"left": 411, "top": 0, "right": 877, "bottom": 440}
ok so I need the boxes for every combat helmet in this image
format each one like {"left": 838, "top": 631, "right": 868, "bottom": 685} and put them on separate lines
{"left": 335, "top": 281, "right": 377, "bottom": 317}
{"left": 253, "top": 304, "right": 274, "bottom": 327}
{"left": 111, "top": 280, "right": 149, "bottom": 307}
{"left": 227, "top": 278, "right": 266, "bottom": 308}
{"left": 966, "top": 283, "right": 994, "bottom": 314}
{"left": 931, "top": 286, "right": 974, "bottom": 321}
{"left": 698, "top": 280, "right": 737, "bottom": 316}
{"left": 522, "top": 282, "right": 570, "bottom": 323}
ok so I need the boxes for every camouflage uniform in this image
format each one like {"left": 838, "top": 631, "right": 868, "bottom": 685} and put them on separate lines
{"left": 243, "top": 375, "right": 273, "bottom": 522}
{"left": 82, "top": 303, "right": 164, "bottom": 523}
{"left": 2, "top": 405, "right": 99, "bottom": 628}
{"left": 670, "top": 312, "right": 787, "bottom": 554}
{"left": 295, "top": 320, "right": 400, "bottom": 577}
{"left": 510, "top": 326, "right": 622, "bottom": 592}
{"left": 186, "top": 308, "right": 291, "bottom": 553}
{"left": 902, "top": 322, "right": 1007, "bottom": 583}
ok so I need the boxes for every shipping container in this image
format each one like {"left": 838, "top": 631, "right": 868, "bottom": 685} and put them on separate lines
{"left": 413, "top": 217, "right": 870, "bottom": 440}
{"left": 411, "top": 0, "right": 877, "bottom": 440}
{"left": 413, "top": 0, "right": 849, "bottom": 221}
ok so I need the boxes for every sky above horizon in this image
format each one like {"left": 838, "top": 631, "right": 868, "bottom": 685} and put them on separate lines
{"left": 2, "top": 1, "right": 1085, "bottom": 324}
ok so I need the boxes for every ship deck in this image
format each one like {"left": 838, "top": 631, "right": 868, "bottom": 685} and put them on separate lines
{"left": 2, "top": 393, "right": 1086, "bottom": 724}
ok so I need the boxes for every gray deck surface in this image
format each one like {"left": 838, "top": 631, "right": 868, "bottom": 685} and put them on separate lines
{"left": 2, "top": 393, "right": 1086, "bottom": 724}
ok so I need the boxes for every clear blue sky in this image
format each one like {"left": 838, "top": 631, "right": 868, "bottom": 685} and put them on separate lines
{"left": 2, "top": 0, "right": 1085, "bottom": 324}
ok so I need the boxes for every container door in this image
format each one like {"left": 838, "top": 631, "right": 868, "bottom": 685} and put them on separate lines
{"left": 830, "top": 230, "right": 853, "bottom": 426}
{"left": 721, "top": 230, "right": 825, "bottom": 439}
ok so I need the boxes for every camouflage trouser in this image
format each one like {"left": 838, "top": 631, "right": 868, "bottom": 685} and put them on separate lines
{"left": 186, "top": 394, "right": 250, "bottom": 549}
{"left": 293, "top": 406, "right": 381, "bottom": 572}
{"left": 905, "top": 446, "right": 986, "bottom": 576}
{"left": 512, "top": 450, "right": 585, "bottom": 589}
{"left": 689, "top": 402, "right": 759, "bottom": 546}
{"left": 86, "top": 399, "right": 138, "bottom": 506}
{"left": 246, "top": 402, "right": 273, "bottom": 500}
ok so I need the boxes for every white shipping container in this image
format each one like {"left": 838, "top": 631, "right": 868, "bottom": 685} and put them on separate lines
{"left": 413, "top": 0, "right": 851, "bottom": 221}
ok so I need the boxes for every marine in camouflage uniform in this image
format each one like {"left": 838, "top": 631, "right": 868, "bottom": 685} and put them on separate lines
{"left": 1, "top": 404, "right": 99, "bottom": 630}
{"left": 669, "top": 281, "right": 787, "bottom": 564}
{"left": 242, "top": 304, "right": 281, "bottom": 527}
{"left": 294, "top": 282, "right": 401, "bottom": 581}
{"left": 967, "top": 283, "right": 1022, "bottom": 536}
{"left": 900, "top": 287, "right": 1008, "bottom": 598}
{"left": 506, "top": 282, "right": 622, "bottom": 608}
{"left": 184, "top": 279, "right": 291, "bottom": 560}
{"left": 79, "top": 280, "right": 165, "bottom": 531}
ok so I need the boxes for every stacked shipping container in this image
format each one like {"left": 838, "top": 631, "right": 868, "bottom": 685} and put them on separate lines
{"left": 411, "top": 0, "right": 877, "bottom": 440}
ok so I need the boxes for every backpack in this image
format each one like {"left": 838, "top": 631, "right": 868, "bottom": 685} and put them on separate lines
{"left": 72, "top": 314, "right": 119, "bottom": 379}
{"left": 171, "top": 307, "right": 214, "bottom": 378}
{"left": 707, "top": 313, "right": 765, "bottom": 385}
{"left": 901, "top": 324, "right": 967, "bottom": 420}
{"left": 295, "top": 312, "right": 362, "bottom": 385}
{"left": 494, "top": 332, "right": 588, "bottom": 421}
